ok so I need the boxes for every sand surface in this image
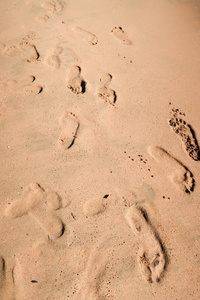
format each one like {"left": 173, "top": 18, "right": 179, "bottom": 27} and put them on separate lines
{"left": 0, "top": 0, "right": 200, "bottom": 299}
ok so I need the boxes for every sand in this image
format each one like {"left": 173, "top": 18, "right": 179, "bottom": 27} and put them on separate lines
{"left": 0, "top": 0, "right": 200, "bottom": 299}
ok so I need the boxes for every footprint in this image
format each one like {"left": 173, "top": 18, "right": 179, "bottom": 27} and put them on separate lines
{"left": 18, "top": 41, "right": 39, "bottom": 62}
{"left": 19, "top": 85, "right": 43, "bottom": 94}
{"left": 5, "top": 183, "right": 67, "bottom": 240}
{"left": 58, "top": 112, "right": 79, "bottom": 149}
{"left": 78, "top": 242, "right": 107, "bottom": 300}
{"left": 73, "top": 27, "right": 98, "bottom": 45}
{"left": 0, "top": 75, "right": 43, "bottom": 95}
{"left": 44, "top": 46, "right": 62, "bottom": 69}
{"left": 169, "top": 117, "right": 200, "bottom": 161}
{"left": 0, "top": 79, "right": 17, "bottom": 90}
{"left": 111, "top": 27, "right": 132, "bottom": 45}
{"left": 67, "top": 66, "right": 86, "bottom": 94}
{"left": 2, "top": 41, "right": 39, "bottom": 62}
{"left": 41, "top": 0, "right": 63, "bottom": 14}
{"left": 125, "top": 205, "right": 166, "bottom": 283}
{"left": 16, "top": 75, "right": 35, "bottom": 86}
{"left": 83, "top": 195, "right": 110, "bottom": 217}
{"left": 98, "top": 73, "right": 116, "bottom": 105}
{"left": 148, "top": 146, "right": 195, "bottom": 193}
{"left": 0, "top": 256, "right": 5, "bottom": 289}
{"left": 37, "top": 14, "right": 49, "bottom": 22}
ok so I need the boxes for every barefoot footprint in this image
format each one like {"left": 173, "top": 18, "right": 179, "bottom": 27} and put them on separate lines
{"left": 5, "top": 183, "right": 67, "bottom": 240}
{"left": 0, "top": 75, "right": 43, "bottom": 95}
{"left": 111, "top": 27, "right": 132, "bottom": 45}
{"left": 41, "top": 0, "right": 63, "bottom": 14}
{"left": 2, "top": 41, "right": 39, "bottom": 62}
{"left": 44, "top": 46, "right": 63, "bottom": 69}
{"left": 58, "top": 112, "right": 79, "bottom": 149}
{"left": 83, "top": 195, "right": 110, "bottom": 217}
{"left": 78, "top": 241, "right": 108, "bottom": 300}
{"left": 73, "top": 27, "right": 98, "bottom": 45}
{"left": 169, "top": 118, "right": 200, "bottom": 161}
{"left": 98, "top": 73, "right": 116, "bottom": 105}
{"left": 148, "top": 146, "right": 195, "bottom": 193}
{"left": 67, "top": 66, "right": 86, "bottom": 94}
{"left": 125, "top": 205, "right": 166, "bottom": 283}
{"left": 37, "top": 14, "right": 49, "bottom": 23}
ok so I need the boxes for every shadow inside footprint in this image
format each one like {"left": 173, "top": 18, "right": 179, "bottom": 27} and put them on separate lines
{"left": 187, "top": 125, "right": 200, "bottom": 161}
{"left": 183, "top": 169, "right": 195, "bottom": 193}
{"left": 37, "top": 87, "right": 43, "bottom": 94}
{"left": 67, "top": 66, "right": 86, "bottom": 94}
{"left": 81, "top": 80, "right": 86, "bottom": 93}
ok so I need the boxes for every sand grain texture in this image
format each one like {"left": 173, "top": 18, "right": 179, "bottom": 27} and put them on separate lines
{"left": 0, "top": 0, "right": 200, "bottom": 299}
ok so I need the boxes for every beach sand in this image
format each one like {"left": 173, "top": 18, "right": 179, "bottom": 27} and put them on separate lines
{"left": 0, "top": 0, "right": 200, "bottom": 299}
